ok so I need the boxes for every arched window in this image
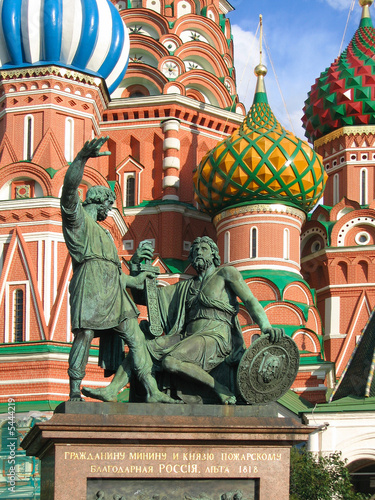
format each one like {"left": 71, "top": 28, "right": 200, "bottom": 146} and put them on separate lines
{"left": 283, "top": 228, "right": 290, "bottom": 260}
{"left": 124, "top": 173, "right": 136, "bottom": 207}
{"left": 23, "top": 115, "right": 34, "bottom": 161}
{"left": 250, "top": 227, "right": 257, "bottom": 259}
{"left": 65, "top": 118, "right": 74, "bottom": 162}
{"left": 333, "top": 173, "right": 339, "bottom": 205}
{"left": 126, "top": 176, "right": 135, "bottom": 207}
{"left": 13, "top": 289, "right": 24, "bottom": 342}
{"left": 360, "top": 168, "right": 368, "bottom": 206}
{"left": 337, "top": 261, "right": 348, "bottom": 284}
{"left": 224, "top": 231, "right": 230, "bottom": 264}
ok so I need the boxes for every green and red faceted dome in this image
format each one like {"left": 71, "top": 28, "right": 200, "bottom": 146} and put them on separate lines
{"left": 194, "top": 65, "right": 327, "bottom": 217}
{"left": 303, "top": 0, "right": 375, "bottom": 142}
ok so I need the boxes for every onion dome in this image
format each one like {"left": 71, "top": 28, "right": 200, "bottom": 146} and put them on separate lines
{"left": 193, "top": 64, "right": 327, "bottom": 217}
{"left": 0, "top": 0, "right": 130, "bottom": 94}
{"left": 303, "top": 0, "right": 375, "bottom": 142}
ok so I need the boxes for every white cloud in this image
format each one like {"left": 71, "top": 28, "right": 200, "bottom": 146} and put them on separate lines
{"left": 231, "top": 25, "right": 261, "bottom": 101}
{"left": 323, "top": 0, "right": 353, "bottom": 11}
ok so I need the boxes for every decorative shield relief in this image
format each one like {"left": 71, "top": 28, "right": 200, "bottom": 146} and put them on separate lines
{"left": 237, "top": 336, "right": 300, "bottom": 404}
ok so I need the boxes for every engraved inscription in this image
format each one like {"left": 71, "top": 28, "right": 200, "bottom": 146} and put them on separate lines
{"left": 63, "top": 446, "right": 285, "bottom": 479}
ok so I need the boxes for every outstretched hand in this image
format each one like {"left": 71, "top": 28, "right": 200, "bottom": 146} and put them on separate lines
{"left": 130, "top": 241, "right": 155, "bottom": 265}
{"left": 79, "top": 137, "right": 111, "bottom": 160}
{"left": 262, "top": 327, "right": 285, "bottom": 343}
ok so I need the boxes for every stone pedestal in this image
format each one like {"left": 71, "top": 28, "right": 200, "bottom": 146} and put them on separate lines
{"left": 22, "top": 402, "right": 313, "bottom": 500}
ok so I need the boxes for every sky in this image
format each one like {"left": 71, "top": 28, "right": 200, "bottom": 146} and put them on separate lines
{"left": 227, "top": 0, "right": 372, "bottom": 142}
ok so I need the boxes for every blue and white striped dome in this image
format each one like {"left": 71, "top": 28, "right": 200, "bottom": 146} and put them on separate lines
{"left": 0, "top": 0, "right": 130, "bottom": 94}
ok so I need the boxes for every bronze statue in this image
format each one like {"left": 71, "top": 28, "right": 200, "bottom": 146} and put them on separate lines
{"left": 61, "top": 137, "right": 175, "bottom": 403}
{"left": 83, "top": 236, "right": 284, "bottom": 404}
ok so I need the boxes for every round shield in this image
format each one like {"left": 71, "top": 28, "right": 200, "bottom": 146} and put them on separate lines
{"left": 237, "top": 336, "right": 300, "bottom": 404}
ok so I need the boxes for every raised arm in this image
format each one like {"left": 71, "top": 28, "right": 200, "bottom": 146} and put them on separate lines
{"left": 61, "top": 137, "right": 110, "bottom": 208}
{"left": 224, "top": 266, "right": 283, "bottom": 342}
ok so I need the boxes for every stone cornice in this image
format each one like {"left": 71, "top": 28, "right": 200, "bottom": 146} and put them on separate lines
{"left": 1, "top": 65, "right": 100, "bottom": 85}
{"left": 213, "top": 204, "right": 306, "bottom": 225}
{"left": 219, "top": 0, "right": 235, "bottom": 14}
{"left": 108, "top": 93, "right": 245, "bottom": 124}
{"left": 0, "top": 65, "right": 109, "bottom": 107}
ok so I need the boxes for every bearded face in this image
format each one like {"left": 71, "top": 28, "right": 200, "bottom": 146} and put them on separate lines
{"left": 191, "top": 243, "right": 214, "bottom": 273}
{"left": 96, "top": 199, "right": 113, "bottom": 221}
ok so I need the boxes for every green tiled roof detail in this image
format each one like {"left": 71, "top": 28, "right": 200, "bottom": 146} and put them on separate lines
{"left": 307, "top": 396, "right": 375, "bottom": 413}
{"left": 45, "top": 167, "right": 58, "bottom": 179}
{"left": 299, "top": 355, "right": 328, "bottom": 365}
{"left": 277, "top": 389, "right": 314, "bottom": 415}
{"left": 317, "top": 221, "right": 335, "bottom": 246}
{"left": 240, "top": 269, "right": 315, "bottom": 298}
{"left": 107, "top": 180, "right": 116, "bottom": 192}
{"left": 303, "top": 9, "right": 375, "bottom": 141}
{"left": 194, "top": 77, "right": 326, "bottom": 216}
{"left": 163, "top": 259, "right": 190, "bottom": 274}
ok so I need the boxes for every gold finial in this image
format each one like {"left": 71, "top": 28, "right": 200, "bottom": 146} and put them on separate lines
{"left": 254, "top": 14, "right": 267, "bottom": 92}
{"left": 360, "top": 0, "right": 374, "bottom": 19}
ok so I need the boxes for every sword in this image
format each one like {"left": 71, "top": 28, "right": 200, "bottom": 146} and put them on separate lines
{"left": 138, "top": 241, "right": 163, "bottom": 337}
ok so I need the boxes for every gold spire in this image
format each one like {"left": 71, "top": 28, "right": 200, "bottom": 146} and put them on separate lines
{"left": 360, "top": 0, "right": 374, "bottom": 19}
{"left": 254, "top": 14, "right": 267, "bottom": 95}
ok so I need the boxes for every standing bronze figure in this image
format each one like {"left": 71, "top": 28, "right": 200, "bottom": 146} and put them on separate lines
{"left": 61, "top": 137, "right": 175, "bottom": 403}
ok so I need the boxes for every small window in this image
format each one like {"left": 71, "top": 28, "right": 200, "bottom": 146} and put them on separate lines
{"left": 224, "top": 231, "right": 230, "bottom": 264}
{"left": 360, "top": 168, "right": 368, "bottom": 206}
{"left": 24, "top": 115, "right": 34, "bottom": 161}
{"left": 250, "top": 227, "right": 257, "bottom": 259}
{"left": 124, "top": 240, "right": 134, "bottom": 251}
{"left": 65, "top": 118, "right": 74, "bottom": 162}
{"left": 355, "top": 232, "right": 370, "bottom": 246}
{"left": 13, "top": 289, "right": 24, "bottom": 342}
{"left": 142, "top": 238, "right": 155, "bottom": 248}
{"left": 311, "top": 241, "right": 322, "bottom": 253}
{"left": 333, "top": 173, "right": 339, "bottom": 205}
{"left": 126, "top": 176, "right": 135, "bottom": 207}
{"left": 283, "top": 228, "right": 290, "bottom": 260}
{"left": 183, "top": 241, "right": 191, "bottom": 252}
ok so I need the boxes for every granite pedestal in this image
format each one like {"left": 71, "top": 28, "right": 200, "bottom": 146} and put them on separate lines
{"left": 22, "top": 402, "right": 313, "bottom": 500}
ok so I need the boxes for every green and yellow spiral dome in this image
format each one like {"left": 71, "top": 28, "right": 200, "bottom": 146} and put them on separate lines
{"left": 193, "top": 65, "right": 327, "bottom": 217}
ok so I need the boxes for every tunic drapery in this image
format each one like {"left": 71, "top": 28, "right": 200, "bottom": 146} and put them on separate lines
{"left": 61, "top": 201, "right": 139, "bottom": 332}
